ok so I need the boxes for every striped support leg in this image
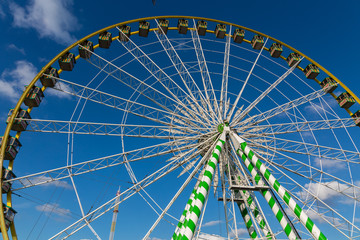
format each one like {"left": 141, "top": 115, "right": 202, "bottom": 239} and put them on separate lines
{"left": 238, "top": 199, "right": 258, "bottom": 239}
{"left": 240, "top": 190, "right": 273, "bottom": 239}
{"left": 172, "top": 188, "right": 197, "bottom": 240}
{"left": 175, "top": 133, "right": 226, "bottom": 240}
{"left": 230, "top": 131, "right": 327, "bottom": 240}
{"left": 174, "top": 155, "right": 211, "bottom": 240}
{"left": 227, "top": 162, "right": 274, "bottom": 239}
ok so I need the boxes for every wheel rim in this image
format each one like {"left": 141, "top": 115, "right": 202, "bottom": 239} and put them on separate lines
{"left": 1, "top": 16, "right": 360, "bottom": 239}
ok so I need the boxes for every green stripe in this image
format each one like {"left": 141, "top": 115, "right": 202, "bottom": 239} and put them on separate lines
{"left": 192, "top": 205, "right": 201, "bottom": 218}
{"left": 196, "top": 192, "right": 205, "bottom": 204}
{"left": 240, "top": 142, "right": 247, "bottom": 151}
{"left": 273, "top": 180, "right": 280, "bottom": 191}
{"left": 215, "top": 145, "right": 222, "bottom": 152}
{"left": 264, "top": 169, "right": 271, "bottom": 179}
{"left": 201, "top": 181, "right": 209, "bottom": 192}
{"left": 294, "top": 204, "right": 302, "bottom": 218}
{"left": 204, "top": 170, "right": 212, "bottom": 180}
{"left": 276, "top": 210, "right": 284, "bottom": 222}
{"left": 256, "top": 159, "right": 262, "bottom": 169}
{"left": 246, "top": 219, "right": 253, "bottom": 228}
{"left": 248, "top": 150, "right": 254, "bottom": 160}
{"left": 306, "top": 218, "right": 314, "bottom": 232}
{"left": 319, "top": 232, "right": 327, "bottom": 240}
{"left": 284, "top": 224, "right": 292, "bottom": 236}
{"left": 283, "top": 191, "right": 291, "bottom": 204}
{"left": 212, "top": 152, "right": 219, "bottom": 159}
{"left": 250, "top": 231, "right": 257, "bottom": 238}
{"left": 208, "top": 161, "right": 216, "bottom": 171}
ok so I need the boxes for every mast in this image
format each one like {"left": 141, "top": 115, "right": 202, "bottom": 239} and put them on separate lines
{"left": 109, "top": 188, "right": 121, "bottom": 240}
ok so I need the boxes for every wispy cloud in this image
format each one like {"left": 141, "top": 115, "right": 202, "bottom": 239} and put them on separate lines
{"left": 297, "top": 181, "right": 360, "bottom": 205}
{"left": 7, "top": 43, "right": 26, "bottom": 55}
{"left": 35, "top": 203, "right": 71, "bottom": 222}
{"left": 0, "top": 60, "right": 72, "bottom": 102}
{"left": 202, "top": 220, "right": 222, "bottom": 227}
{"left": 9, "top": 0, "right": 80, "bottom": 45}
{"left": 0, "top": 2, "right": 5, "bottom": 18}
{"left": 0, "top": 60, "right": 37, "bottom": 102}
{"left": 314, "top": 157, "right": 346, "bottom": 171}
{"left": 25, "top": 176, "right": 72, "bottom": 189}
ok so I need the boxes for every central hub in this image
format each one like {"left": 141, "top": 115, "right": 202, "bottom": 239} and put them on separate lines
{"left": 217, "top": 121, "right": 229, "bottom": 133}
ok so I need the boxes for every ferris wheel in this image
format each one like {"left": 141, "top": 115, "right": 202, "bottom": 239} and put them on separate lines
{"left": 1, "top": 16, "right": 360, "bottom": 240}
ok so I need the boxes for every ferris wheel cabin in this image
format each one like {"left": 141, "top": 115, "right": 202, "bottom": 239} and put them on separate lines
{"left": 286, "top": 52, "right": 301, "bottom": 67}
{"left": 197, "top": 20, "right": 207, "bottom": 36}
{"left": 158, "top": 19, "right": 169, "bottom": 34}
{"left": 233, "top": 28, "right": 245, "bottom": 43}
{"left": 215, "top": 24, "right": 226, "bottom": 39}
{"left": 139, "top": 21, "right": 150, "bottom": 37}
{"left": 352, "top": 110, "right": 360, "bottom": 126}
{"left": 303, "top": 64, "right": 320, "bottom": 79}
{"left": 58, "top": 52, "right": 76, "bottom": 71}
{"left": 336, "top": 92, "right": 356, "bottom": 109}
{"left": 269, "top": 43, "right": 283, "bottom": 58}
{"left": 40, "top": 67, "right": 59, "bottom": 88}
{"left": 177, "top": 19, "right": 189, "bottom": 34}
{"left": 119, "top": 25, "right": 131, "bottom": 42}
{"left": 6, "top": 109, "right": 31, "bottom": 132}
{"left": 24, "top": 86, "right": 44, "bottom": 108}
{"left": 320, "top": 77, "right": 338, "bottom": 93}
{"left": 78, "top": 40, "right": 94, "bottom": 59}
{"left": 251, "top": 35, "right": 264, "bottom": 50}
{"left": 1, "top": 204, "right": 16, "bottom": 232}
{"left": 98, "top": 31, "right": 112, "bottom": 48}
{"left": 1, "top": 167, "right": 15, "bottom": 194}
{"left": 0, "top": 136, "right": 21, "bottom": 161}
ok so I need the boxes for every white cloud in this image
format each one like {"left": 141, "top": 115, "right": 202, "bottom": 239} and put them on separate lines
{"left": 0, "top": 60, "right": 72, "bottom": 102}
{"left": 9, "top": 0, "right": 80, "bottom": 45}
{"left": 297, "top": 181, "right": 360, "bottom": 204}
{"left": 26, "top": 176, "right": 72, "bottom": 189}
{"left": 47, "top": 81, "right": 73, "bottom": 99}
{"left": 314, "top": 157, "right": 346, "bottom": 170}
{"left": 202, "top": 220, "right": 222, "bottom": 227}
{"left": 7, "top": 44, "right": 26, "bottom": 55}
{"left": 35, "top": 203, "right": 71, "bottom": 221}
{"left": 0, "top": 3, "right": 5, "bottom": 18}
{"left": 0, "top": 60, "right": 37, "bottom": 102}
{"left": 198, "top": 233, "right": 226, "bottom": 240}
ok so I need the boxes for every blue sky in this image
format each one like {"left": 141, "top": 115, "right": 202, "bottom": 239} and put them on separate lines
{"left": 1, "top": 0, "right": 360, "bottom": 239}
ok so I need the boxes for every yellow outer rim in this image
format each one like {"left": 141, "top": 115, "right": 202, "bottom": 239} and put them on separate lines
{"left": 0, "top": 15, "right": 358, "bottom": 239}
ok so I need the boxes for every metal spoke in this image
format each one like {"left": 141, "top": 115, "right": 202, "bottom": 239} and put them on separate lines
{"left": 49, "top": 147, "right": 200, "bottom": 240}
{"left": 227, "top": 38, "right": 268, "bottom": 122}
{"left": 81, "top": 45, "right": 205, "bottom": 123}
{"left": 23, "top": 118, "right": 202, "bottom": 138}
{"left": 249, "top": 135, "right": 360, "bottom": 164}
{"left": 8, "top": 138, "right": 199, "bottom": 190}
{"left": 50, "top": 75, "right": 205, "bottom": 127}
{"left": 233, "top": 56, "right": 304, "bottom": 122}
{"left": 232, "top": 87, "right": 328, "bottom": 128}
{"left": 239, "top": 117, "right": 357, "bottom": 137}
{"left": 220, "top": 25, "right": 232, "bottom": 119}
{"left": 116, "top": 27, "right": 207, "bottom": 124}
{"left": 153, "top": 19, "right": 215, "bottom": 124}
{"left": 190, "top": 19, "right": 221, "bottom": 118}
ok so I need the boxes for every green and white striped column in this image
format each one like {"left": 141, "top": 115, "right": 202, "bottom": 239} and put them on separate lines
{"left": 236, "top": 147, "right": 298, "bottom": 239}
{"left": 238, "top": 199, "right": 258, "bottom": 239}
{"left": 239, "top": 190, "right": 273, "bottom": 239}
{"left": 230, "top": 131, "right": 327, "bottom": 240}
{"left": 227, "top": 163, "right": 273, "bottom": 239}
{"left": 172, "top": 188, "right": 197, "bottom": 240}
{"left": 175, "top": 133, "right": 226, "bottom": 240}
